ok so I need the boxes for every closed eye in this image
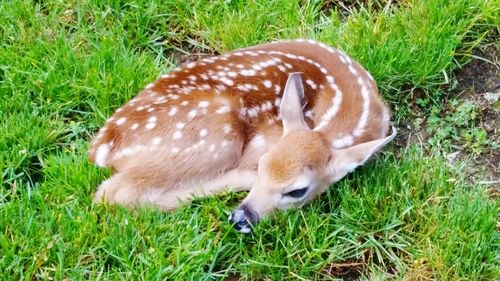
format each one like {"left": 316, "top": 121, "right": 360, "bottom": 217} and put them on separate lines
{"left": 283, "top": 187, "right": 308, "bottom": 198}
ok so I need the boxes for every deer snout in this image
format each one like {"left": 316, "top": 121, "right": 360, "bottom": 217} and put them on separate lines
{"left": 228, "top": 204, "right": 259, "bottom": 233}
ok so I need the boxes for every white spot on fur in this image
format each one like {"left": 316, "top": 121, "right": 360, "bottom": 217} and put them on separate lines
{"left": 173, "top": 131, "right": 182, "bottom": 140}
{"left": 95, "top": 144, "right": 110, "bottom": 167}
{"left": 131, "top": 123, "right": 139, "bottom": 130}
{"left": 115, "top": 117, "right": 127, "bottom": 126}
{"left": 250, "top": 134, "right": 266, "bottom": 147}
{"left": 274, "top": 84, "right": 281, "bottom": 94}
{"left": 244, "top": 83, "right": 258, "bottom": 91}
{"left": 216, "top": 105, "right": 230, "bottom": 114}
{"left": 223, "top": 124, "right": 231, "bottom": 134}
{"left": 247, "top": 107, "right": 259, "bottom": 118}
{"left": 252, "top": 64, "right": 262, "bottom": 71}
{"left": 176, "top": 122, "right": 185, "bottom": 129}
{"left": 199, "top": 128, "right": 207, "bottom": 137}
{"left": 188, "top": 109, "right": 197, "bottom": 119}
{"left": 148, "top": 116, "right": 157, "bottom": 123}
{"left": 237, "top": 84, "right": 250, "bottom": 92}
{"left": 348, "top": 65, "right": 358, "bottom": 76}
{"left": 314, "top": 86, "right": 343, "bottom": 131}
{"left": 263, "top": 80, "right": 272, "bottom": 88}
{"left": 198, "top": 101, "right": 210, "bottom": 108}
{"left": 241, "top": 69, "right": 256, "bottom": 76}
{"left": 152, "top": 137, "right": 162, "bottom": 145}
{"left": 169, "top": 107, "right": 178, "bottom": 116}
{"left": 353, "top": 85, "right": 371, "bottom": 137}
{"left": 306, "top": 79, "right": 317, "bottom": 90}
{"left": 146, "top": 123, "right": 156, "bottom": 130}
{"left": 332, "top": 135, "right": 353, "bottom": 149}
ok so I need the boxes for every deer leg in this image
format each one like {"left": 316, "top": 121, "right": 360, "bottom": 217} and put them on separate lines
{"left": 137, "top": 168, "right": 257, "bottom": 211}
{"left": 93, "top": 173, "right": 141, "bottom": 207}
{"left": 196, "top": 168, "right": 257, "bottom": 194}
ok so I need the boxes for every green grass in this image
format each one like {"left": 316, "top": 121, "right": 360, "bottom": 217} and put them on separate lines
{"left": 1, "top": 0, "right": 498, "bottom": 280}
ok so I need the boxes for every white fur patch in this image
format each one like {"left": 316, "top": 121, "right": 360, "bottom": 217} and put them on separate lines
{"left": 172, "top": 131, "right": 182, "bottom": 140}
{"left": 353, "top": 85, "right": 371, "bottom": 137}
{"left": 250, "top": 134, "right": 266, "bottom": 147}
{"left": 115, "top": 117, "right": 127, "bottom": 126}
{"left": 314, "top": 86, "right": 343, "bottom": 131}
{"left": 198, "top": 101, "right": 210, "bottom": 108}
{"left": 169, "top": 107, "right": 178, "bottom": 116}
{"left": 95, "top": 143, "right": 110, "bottom": 167}
{"left": 188, "top": 109, "right": 197, "bottom": 119}
{"left": 152, "top": 137, "right": 162, "bottom": 145}
{"left": 306, "top": 79, "right": 317, "bottom": 90}
{"left": 332, "top": 135, "right": 353, "bottom": 149}
{"left": 215, "top": 105, "right": 230, "bottom": 114}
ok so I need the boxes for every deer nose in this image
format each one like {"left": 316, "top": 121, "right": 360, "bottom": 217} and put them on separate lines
{"left": 228, "top": 205, "right": 258, "bottom": 233}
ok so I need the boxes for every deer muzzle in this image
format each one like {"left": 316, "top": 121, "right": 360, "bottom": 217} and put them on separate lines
{"left": 228, "top": 204, "right": 259, "bottom": 233}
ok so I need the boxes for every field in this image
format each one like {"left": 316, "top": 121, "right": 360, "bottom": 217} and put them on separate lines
{"left": 1, "top": 0, "right": 499, "bottom": 280}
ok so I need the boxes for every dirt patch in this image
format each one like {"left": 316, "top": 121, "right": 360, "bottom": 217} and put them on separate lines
{"left": 454, "top": 44, "right": 500, "bottom": 94}
{"left": 322, "top": 260, "right": 364, "bottom": 280}
{"left": 448, "top": 43, "right": 499, "bottom": 184}
{"left": 165, "top": 41, "right": 216, "bottom": 66}
{"left": 396, "top": 43, "right": 499, "bottom": 185}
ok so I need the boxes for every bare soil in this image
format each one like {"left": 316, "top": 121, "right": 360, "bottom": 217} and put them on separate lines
{"left": 452, "top": 43, "right": 499, "bottom": 184}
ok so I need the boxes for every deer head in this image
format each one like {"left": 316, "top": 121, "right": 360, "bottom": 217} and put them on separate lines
{"left": 229, "top": 73, "right": 396, "bottom": 233}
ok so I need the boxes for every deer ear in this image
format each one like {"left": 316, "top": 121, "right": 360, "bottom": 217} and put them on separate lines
{"left": 327, "top": 126, "right": 397, "bottom": 182}
{"left": 280, "top": 72, "right": 309, "bottom": 134}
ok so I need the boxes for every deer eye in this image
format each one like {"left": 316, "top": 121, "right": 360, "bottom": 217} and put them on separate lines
{"left": 283, "top": 187, "right": 308, "bottom": 198}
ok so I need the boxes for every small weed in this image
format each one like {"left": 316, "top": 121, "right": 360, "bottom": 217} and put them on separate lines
{"left": 426, "top": 100, "right": 494, "bottom": 156}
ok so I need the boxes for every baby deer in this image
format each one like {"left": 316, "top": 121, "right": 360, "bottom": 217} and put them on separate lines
{"left": 89, "top": 39, "right": 396, "bottom": 233}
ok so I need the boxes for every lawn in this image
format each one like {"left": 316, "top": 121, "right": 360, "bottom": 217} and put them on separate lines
{"left": 1, "top": 0, "right": 498, "bottom": 280}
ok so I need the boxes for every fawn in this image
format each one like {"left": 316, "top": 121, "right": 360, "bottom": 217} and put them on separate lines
{"left": 89, "top": 39, "right": 396, "bottom": 233}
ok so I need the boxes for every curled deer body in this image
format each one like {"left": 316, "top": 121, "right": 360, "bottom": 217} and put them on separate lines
{"left": 89, "top": 39, "right": 396, "bottom": 233}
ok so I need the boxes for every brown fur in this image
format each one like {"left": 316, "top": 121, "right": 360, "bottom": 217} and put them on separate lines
{"left": 265, "top": 131, "right": 330, "bottom": 183}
